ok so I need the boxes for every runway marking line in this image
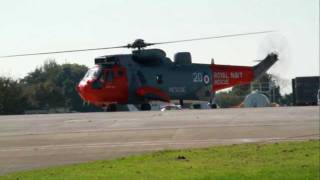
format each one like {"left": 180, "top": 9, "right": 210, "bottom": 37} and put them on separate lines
{"left": 0, "top": 134, "right": 318, "bottom": 152}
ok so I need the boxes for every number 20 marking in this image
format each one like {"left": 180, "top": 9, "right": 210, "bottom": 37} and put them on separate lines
{"left": 192, "top": 72, "right": 203, "bottom": 82}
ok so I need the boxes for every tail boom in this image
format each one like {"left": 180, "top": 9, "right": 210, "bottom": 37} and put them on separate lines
{"left": 211, "top": 65, "right": 254, "bottom": 91}
{"left": 211, "top": 53, "right": 278, "bottom": 91}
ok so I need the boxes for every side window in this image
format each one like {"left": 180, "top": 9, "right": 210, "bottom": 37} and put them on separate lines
{"left": 107, "top": 71, "right": 114, "bottom": 82}
{"left": 118, "top": 69, "right": 124, "bottom": 77}
{"left": 156, "top": 74, "right": 163, "bottom": 84}
{"left": 102, "top": 70, "right": 114, "bottom": 82}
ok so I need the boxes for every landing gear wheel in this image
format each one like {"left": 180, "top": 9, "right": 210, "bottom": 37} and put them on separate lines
{"left": 140, "top": 103, "right": 151, "bottom": 111}
{"left": 107, "top": 104, "right": 117, "bottom": 112}
{"left": 210, "top": 104, "right": 217, "bottom": 109}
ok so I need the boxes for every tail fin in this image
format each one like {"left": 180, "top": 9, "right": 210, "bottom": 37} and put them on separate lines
{"left": 252, "top": 53, "right": 278, "bottom": 80}
{"left": 211, "top": 53, "right": 278, "bottom": 91}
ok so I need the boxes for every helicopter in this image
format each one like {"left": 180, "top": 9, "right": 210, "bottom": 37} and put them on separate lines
{"left": 0, "top": 31, "right": 278, "bottom": 111}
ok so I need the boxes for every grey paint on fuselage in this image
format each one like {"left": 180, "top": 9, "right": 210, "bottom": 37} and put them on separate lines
{"left": 137, "top": 64, "right": 212, "bottom": 100}
{"left": 114, "top": 53, "right": 212, "bottom": 104}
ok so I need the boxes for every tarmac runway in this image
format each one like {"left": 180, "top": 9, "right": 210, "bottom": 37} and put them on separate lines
{"left": 0, "top": 106, "right": 319, "bottom": 174}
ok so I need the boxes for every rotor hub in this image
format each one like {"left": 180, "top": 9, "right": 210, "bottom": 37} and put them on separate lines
{"left": 127, "top": 39, "right": 154, "bottom": 50}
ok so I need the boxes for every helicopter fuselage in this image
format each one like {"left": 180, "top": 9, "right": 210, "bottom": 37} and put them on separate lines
{"left": 77, "top": 49, "right": 278, "bottom": 109}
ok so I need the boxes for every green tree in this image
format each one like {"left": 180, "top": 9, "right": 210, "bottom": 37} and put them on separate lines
{"left": 0, "top": 77, "right": 27, "bottom": 114}
{"left": 22, "top": 60, "right": 100, "bottom": 112}
{"left": 22, "top": 60, "right": 65, "bottom": 110}
{"left": 215, "top": 91, "right": 243, "bottom": 108}
{"left": 231, "top": 84, "right": 251, "bottom": 97}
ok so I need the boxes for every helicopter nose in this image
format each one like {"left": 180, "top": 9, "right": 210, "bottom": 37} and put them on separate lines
{"left": 76, "top": 80, "right": 90, "bottom": 100}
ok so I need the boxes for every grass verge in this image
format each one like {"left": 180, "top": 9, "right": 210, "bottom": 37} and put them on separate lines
{"left": 0, "top": 140, "right": 319, "bottom": 180}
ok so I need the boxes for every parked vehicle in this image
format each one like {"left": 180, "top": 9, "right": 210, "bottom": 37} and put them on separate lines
{"left": 160, "top": 104, "right": 182, "bottom": 111}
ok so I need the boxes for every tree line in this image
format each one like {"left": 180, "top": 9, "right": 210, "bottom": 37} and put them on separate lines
{"left": 0, "top": 60, "right": 101, "bottom": 115}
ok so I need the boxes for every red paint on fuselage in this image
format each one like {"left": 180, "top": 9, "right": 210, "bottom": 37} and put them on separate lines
{"left": 136, "top": 86, "right": 170, "bottom": 102}
{"left": 77, "top": 65, "right": 129, "bottom": 106}
{"left": 211, "top": 64, "right": 254, "bottom": 91}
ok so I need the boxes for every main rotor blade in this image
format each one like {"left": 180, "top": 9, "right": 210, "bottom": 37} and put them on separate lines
{"left": 0, "top": 45, "right": 127, "bottom": 58}
{"left": 153, "top": 31, "right": 274, "bottom": 45}
{"left": 0, "top": 30, "right": 274, "bottom": 58}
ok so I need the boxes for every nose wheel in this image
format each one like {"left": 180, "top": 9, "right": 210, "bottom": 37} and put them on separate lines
{"left": 210, "top": 104, "right": 218, "bottom": 109}
{"left": 140, "top": 103, "right": 151, "bottom": 111}
{"left": 106, "top": 104, "right": 117, "bottom": 112}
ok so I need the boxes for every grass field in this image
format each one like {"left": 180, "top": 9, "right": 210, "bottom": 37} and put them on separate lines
{"left": 0, "top": 140, "right": 319, "bottom": 180}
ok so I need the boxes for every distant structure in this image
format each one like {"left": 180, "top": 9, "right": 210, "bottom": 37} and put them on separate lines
{"left": 250, "top": 81, "right": 277, "bottom": 103}
{"left": 243, "top": 90, "right": 270, "bottom": 107}
{"left": 292, "top": 76, "right": 320, "bottom": 106}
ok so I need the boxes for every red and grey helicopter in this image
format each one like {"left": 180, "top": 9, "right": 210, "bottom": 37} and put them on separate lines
{"left": 1, "top": 31, "right": 278, "bottom": 111}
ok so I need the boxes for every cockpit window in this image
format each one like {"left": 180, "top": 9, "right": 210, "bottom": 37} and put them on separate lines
{"left": 83, "top": 66, "right": 102, "bottom": 79}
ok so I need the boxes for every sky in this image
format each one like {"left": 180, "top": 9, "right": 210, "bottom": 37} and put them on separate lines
{"left": 0, "top": 0, "right": 319, "bottom": 92}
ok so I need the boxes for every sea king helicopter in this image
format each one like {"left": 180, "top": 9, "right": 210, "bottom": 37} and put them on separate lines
{"left": 1, "top": 31, "right": 278, "bottom": 111}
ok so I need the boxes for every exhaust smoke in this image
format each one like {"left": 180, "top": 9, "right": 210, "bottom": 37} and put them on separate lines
{"left": 257, "top": 33, "right": 292, "bottom": 94}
